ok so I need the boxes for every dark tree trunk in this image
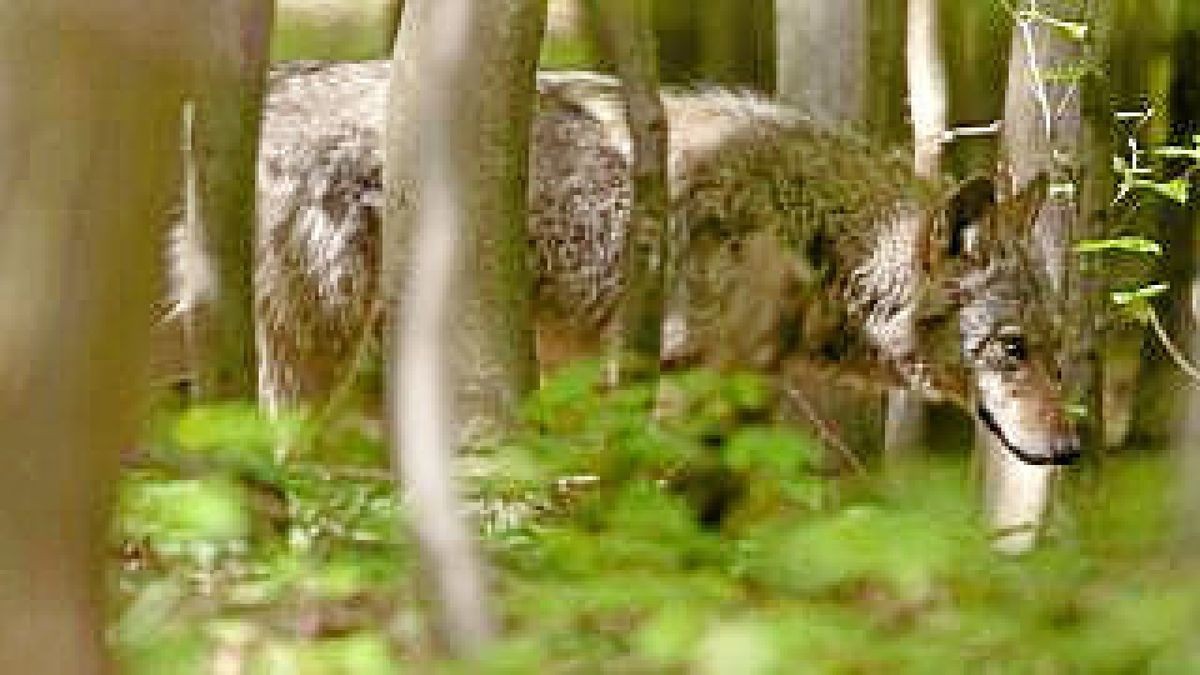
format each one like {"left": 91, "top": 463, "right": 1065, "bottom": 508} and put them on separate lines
{"left": 386, "top": 0, "right": 545, "bottom": 655}
{"left": 0, "top": 5, "right": 199, "bottom": 673}
{"left": 1168, "top": 0, "right": 1200, "bottom": 552}
{"left": 587, "top": 0, "right": 670, "bottom": 382}
{"left": 185, "top": 0, "right": 274, "bottom": 400}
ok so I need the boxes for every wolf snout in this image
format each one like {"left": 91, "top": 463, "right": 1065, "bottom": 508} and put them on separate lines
{"left": 1005, "top": 432, "right": 1080, "bottom": 466}
{"left": 1047, "top": 434, "right": 1081, "bottom": 465}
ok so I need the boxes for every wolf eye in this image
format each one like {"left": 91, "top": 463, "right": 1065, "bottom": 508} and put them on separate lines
{"left": 1000, "top": 336, "right": 1028, "bottom": 362}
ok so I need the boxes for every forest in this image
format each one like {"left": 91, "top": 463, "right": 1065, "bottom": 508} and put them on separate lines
{"left": 1, "top": 0, "right": 1198, "bottom": 673}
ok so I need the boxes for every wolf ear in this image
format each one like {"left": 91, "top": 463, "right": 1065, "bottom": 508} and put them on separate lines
{"left": 944, "top": 176, "right": 996, "bottom": 259}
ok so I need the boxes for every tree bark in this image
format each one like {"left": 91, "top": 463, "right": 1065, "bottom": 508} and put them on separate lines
{"left": 775, "top": 0, "right": 867, "bottom": 121}
{"left": 386, "top": 0, "right": 404, "bottom": 50}
{"left": 386, "top": 0, "right": 545, "bottom": 655}
{"left": 994, "top": 0, "right": 1105, "bottom": 552}
{"left": 885, "top": 0, "right": 949, "bottom": 469}
{"left": 184, "top": 0, "right": 274, "bottom": 400}
{"left": 0, "top": 5, "right": 199, "bottom": 673}
{"left": 1169, "top": 0, "right": 1200, "bottom": 553}
{"left": 775, "top": 0, "right": 882, "bottom": 466}
{"left": 587, "top": 0, "right": 670, "bottom": 382}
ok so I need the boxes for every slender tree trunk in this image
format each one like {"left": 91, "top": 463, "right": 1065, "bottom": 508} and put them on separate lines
{"left": 885, "top": 0, "right": 949, "bottom": 469}
{"left": 994, "top": 0, "right": 1105, "bottom": 552}
{"left": 775, "top": 0, "right": 882, "bottom": 465}
{"left": 587, "top": 0, "right": 669, "bottom": 382}
{"left": 386, "top": 0, "right": 545, "bottom": 654}
{"left": 867, "top": 0, "right": 909, "bottom": 144}
{"left": 1179, "top": 221, "right": 1200, "bottom": 553}
{"left": 386, "top": 0, "right": 404, "bottom": 50}
{"left": 1170, "top": 0, "right": 1200, "bottom": 553}
{"left": 775, "top": 0, "right": 866, "bottom": 121}
{"left": 0, "top": 5, "right": 198, "bottom": 673}
{"left": 184, "top": 0, "right": 274, "bottom": 400}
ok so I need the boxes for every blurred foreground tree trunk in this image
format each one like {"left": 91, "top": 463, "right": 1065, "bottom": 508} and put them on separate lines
{"left": 0, "top": 5, "right": 199, "bottom": 673}
{"left": 587, "top": 0, "right": 669, "bottom": 383}
{"left": 775, "top": 0, "right": 882, "bottom": 466}
{"left": 386, "top": 0, "right": 545, "bottom": 655}
{"left": 181, "top": 0, "right": 274, "bottom": 400}
{"left": 994, "top": 0, "right": 1108, "bottom": 553}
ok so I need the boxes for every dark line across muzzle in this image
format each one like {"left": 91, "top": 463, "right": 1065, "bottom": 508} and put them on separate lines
{"left": 976, "top": 405, "right": 1080, "bottom": 466}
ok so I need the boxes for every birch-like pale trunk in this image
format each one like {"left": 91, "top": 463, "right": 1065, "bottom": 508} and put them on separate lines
{"left": 0, "top": 5, "right": 199, "bottom": 673}
{"left": 994, "top": 0, "right": 1106, "bottom": 553}
{"left": 386, "top": 0, "right": 545, "bottom": 655}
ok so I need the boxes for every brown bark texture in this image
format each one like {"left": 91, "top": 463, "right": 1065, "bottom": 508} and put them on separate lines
{"left": 0, "top": 5, "right": 201, "bottom": 673}
{"left": 187, "top": 0, "right": 274, "bottom": 400}
{"left": 588, "top": 0, "right": 670, "bottom": 381}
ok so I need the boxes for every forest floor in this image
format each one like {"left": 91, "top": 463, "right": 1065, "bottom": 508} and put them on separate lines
{"left": 115, "top": 365, "right": 1200, "bottom": 674}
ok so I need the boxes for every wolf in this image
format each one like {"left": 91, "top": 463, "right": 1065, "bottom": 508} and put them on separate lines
{"left": 169, "top": 60, "right": 1078, "bottom": 466}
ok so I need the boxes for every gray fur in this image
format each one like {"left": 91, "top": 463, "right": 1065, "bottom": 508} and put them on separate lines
{"left": 169, "top": 60, "right": 1077, "bottom": 463}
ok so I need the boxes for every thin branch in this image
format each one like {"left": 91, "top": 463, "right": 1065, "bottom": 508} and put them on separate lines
{"left": 784, "top": 387, "right": 868, "bottom": 477}
{"left": 1148, "top": 307, "right": 1200, "bottom": 384}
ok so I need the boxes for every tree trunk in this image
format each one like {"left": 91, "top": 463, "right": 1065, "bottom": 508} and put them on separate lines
{"left": 994, "top": 0, "right": 1105, "bottom": 553}
{"left": 386, "top": 0, "right": 404, "bottom": 49}
{"left": 775, "top": 0, "right": 882, "bottom": 465}
{"left": 183, "top": 0, "right": 274, "bottom": 400}
{"left": 1178, "top": 217, "right": 1200, "bottom": 553}
{"left": 386, "top": 0, "right": 545, "bottom": 655}
{"left": 1169, "top": 0, "right": 1200, "bottom": 553}
{"left": 775, "top": 0, "right": 866, "bottom": 121}
{"left": 0, "top": 5, "right": 198, "bottom": 673}
{"left": 1101, "top": 0, "right": 1175, "bottom": 450}
{"left": 587, "top": 0, "right": 669, "bottom": 383}
{"left": 885, "top": 0, "right": 949, "bottom": 469}
{"left": 867, "top": 0, "right": 909, "bottom": 143}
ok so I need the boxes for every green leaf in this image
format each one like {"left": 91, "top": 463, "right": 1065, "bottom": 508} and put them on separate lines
{"left": 1143, "top": 178, "right": 1190, "bottom": 204}
{"left": 1111, "top": 283, "right": 1170, "bottom": 322}
{"left": 1073, "top": 237, "right": 1163, "bottom": 256}
{"left": 1152, "top": 146, "right": 1200, "bottom": 160}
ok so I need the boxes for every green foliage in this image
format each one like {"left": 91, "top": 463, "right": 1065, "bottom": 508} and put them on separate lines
{"left": 1074, "top": 236, "right": 1163, "bottom": 255}
{"left": 117, "top": 368, "right": 1200, "bottom": 673}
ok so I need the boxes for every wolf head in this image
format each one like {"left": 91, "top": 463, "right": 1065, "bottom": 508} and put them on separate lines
{"left": 921, "top": 175, "right": 1079, "bottom": 466}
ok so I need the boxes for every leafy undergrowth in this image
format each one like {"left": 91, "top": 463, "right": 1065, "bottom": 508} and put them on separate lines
{"left": 117, "top": 364, "right": 1200, "bottom": 674}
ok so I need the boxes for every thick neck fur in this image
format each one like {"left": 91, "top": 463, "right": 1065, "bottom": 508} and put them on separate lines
{"left": 660, "top": 98, "right": 949, "bottom": 392}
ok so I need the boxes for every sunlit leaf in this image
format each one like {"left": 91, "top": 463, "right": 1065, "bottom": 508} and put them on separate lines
{"left": 1073, "top": 237, "right": 1163, "bottom": 255}
{"left": 1111, "top": 283, "right": 1170, "bottom": 306}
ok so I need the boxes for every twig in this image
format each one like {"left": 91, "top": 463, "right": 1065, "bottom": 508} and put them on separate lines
{"left": 784, "top": 386, "right": 867, "bottom": 477}
{"left": 1147, "top": 306, "right": 1200, "bottom": 384}
{"left": 310, "top": 295, "right": 386, "bottom": 435}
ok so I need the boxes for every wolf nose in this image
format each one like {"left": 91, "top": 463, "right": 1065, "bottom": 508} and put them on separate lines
{"left": 1051, "top": 436, "right": 1081, "bottom": 465}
